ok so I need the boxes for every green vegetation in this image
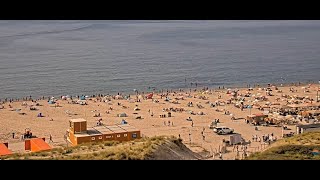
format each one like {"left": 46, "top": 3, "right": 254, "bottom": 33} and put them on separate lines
{"left": 0, "top": 136, "right": 174, "bottom": 160}
{"left": 247, "top": 132, "right": 320, "bottom": 160}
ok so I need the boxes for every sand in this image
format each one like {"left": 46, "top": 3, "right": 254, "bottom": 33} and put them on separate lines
{"left": 1, "top": 84, "right": 319, "bottom": 159}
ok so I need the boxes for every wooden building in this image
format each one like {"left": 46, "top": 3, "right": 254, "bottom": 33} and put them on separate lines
{"left": 68, "top": 119, "right": 141, "bottom": 146}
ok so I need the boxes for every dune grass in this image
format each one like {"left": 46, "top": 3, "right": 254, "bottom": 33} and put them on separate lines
{"left": 0, "top": 136, "right": 175, "bottom": 160}
{"left": 246, "top": 132, "right": 320, "bottom": 160}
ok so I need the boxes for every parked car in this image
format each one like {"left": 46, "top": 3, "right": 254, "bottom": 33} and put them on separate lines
{"left": 213, "top": 126, "right": 234, "bottom": 135}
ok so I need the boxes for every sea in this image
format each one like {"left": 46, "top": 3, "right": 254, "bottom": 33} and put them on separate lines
{"left": 0, "top": 20, "right": 319, "bottom": 99}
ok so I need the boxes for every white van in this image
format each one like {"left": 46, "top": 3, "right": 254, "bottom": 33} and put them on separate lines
{"left": 213, "top": 126, "right": 234, "bottom": 135}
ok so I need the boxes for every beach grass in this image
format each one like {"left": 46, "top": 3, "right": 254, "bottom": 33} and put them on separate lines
{"left": 1, "top": 136, "right": 174, "bottom": 160}
{"left": 246, "top": 132, "right": 320, "bottom": 160}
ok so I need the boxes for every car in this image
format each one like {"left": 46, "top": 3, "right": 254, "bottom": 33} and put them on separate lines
{"left": 213, "top": 126, "right": 234, "bottom": 135}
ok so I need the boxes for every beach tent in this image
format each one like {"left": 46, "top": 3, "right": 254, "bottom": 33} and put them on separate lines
{"left": 80, "top": 96, "right": 86, "bottom": 100}
{"left": 118, "top": 113, "right": 127, "bottom": 117}
{"left": 121, "top": 119, "right": 128, "bottom": 124}
{"left": 48, "top": 100, "right": 55, "bottom": 104}
{"left": 77, "top": 100, "right": 87, "bottom": 105}
{"left": 146, "top": 93, "right": 153, "bottom": 99}
{"left": 198, "top": 111, "right": 204, "bottom": 115}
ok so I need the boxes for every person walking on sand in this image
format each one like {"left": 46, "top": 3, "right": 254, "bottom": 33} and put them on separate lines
{"left": 49, "top": 134, "right": 53, "bottom": 143}
{"left": 191, "top": 121, "right": 194, "bottom": 127}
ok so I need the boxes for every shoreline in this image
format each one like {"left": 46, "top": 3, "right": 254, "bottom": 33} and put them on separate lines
{"left": 1, "top": 80, "right": 318, "bottom": 103}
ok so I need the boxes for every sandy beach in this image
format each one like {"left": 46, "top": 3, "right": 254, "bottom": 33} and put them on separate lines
{"left": 1, "top": 83, "right": 319, "bottom": 159}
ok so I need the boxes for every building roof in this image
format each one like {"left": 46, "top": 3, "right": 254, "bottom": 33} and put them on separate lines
{"left": 0, "top": 143, "right": 12, "bottom": 156}
{"left": 104, "top": 125, "right": 127, "bottom": 133}
{"left": 296, "top": 123, "right": 320, "bottom": 129}
{"left": 93, "top": 126, "right": 114, "bottom": 134}
{"left": 117, "top": 124, "right": 140, "bottom": 132}
{"left": 29, "top": 138, "right": 52, "bottom": 152}
{"left": 74, "top": 128, "right": 102, "bottom": 137}
{"left": 70, "top": 118, "right": 87, "bottom": 123}
{"left": 87, "top": 128, "right": 103, "bottom": 136}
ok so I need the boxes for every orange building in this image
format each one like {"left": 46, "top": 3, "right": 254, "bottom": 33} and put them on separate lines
{"left": 117, "top": 124, "right": 141, "bottom": 141}
{"left": 68, "top": 119, "right": 141, "bottom": 146}
{"left": 0, "top": 143, "right": 12, "bottom": 156}
{"left": 25, "top": 138, "right": 52, "bottom": 152}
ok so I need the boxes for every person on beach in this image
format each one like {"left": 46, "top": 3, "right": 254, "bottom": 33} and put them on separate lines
{"left": 49, "top": 134, "right": 53, "bottom": 143}
{"left": 191, "top": 121, "right": 194, "bottom": 127}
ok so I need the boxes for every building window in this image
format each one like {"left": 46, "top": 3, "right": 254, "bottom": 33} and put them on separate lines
{"left": 92, "top": 137, "right": 95, "bottom": 140}
{"left": 106, "top": 136, "right": 111, "bottom": 139}
{"left": 117, "top": 134, "right": 121, "bottom": 138}
{"left": 99, "top": 136, "right": 102, "bottom": 140}
{"left": 132, "top": 133, "right": 137, "bottom": 138}
{"left": 124, "top": 134, "right": 128, "bottom": 137}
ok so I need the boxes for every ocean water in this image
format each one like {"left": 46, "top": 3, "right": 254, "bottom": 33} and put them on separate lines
{"left": 0, "top": 20, "right": 319, "bottom": 99}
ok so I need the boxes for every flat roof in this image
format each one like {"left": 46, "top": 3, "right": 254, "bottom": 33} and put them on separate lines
{"left": 104, "top": 125, "right": 127, "bottom": 133}
{"left": 117, "top": 124, "right": 140, "bottom": 132}
{"left": 74, "top": 128, "right": 102, "bottom": 138}
{"left": 70, "top": 118, "right": 87, "bottom": 123}
{"left": 297, "top": 123, "right": 320, "bottom": 129}
{"left": 87, "top": 128, "right": 103, "bottom": 136}
{"left": 93, "top": 126, "right": 114, "bottom": 134}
